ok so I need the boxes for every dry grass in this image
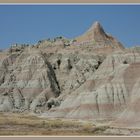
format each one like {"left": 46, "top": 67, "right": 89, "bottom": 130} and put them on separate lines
{"left": 0, "top": 113, "right": 109, "bottom": 135}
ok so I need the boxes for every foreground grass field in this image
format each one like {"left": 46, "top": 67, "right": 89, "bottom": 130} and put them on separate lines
{"left": 0, "top": 113, "right": 109, "bottom": 135}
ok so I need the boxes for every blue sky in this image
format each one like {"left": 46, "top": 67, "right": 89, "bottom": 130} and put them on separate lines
{"left": 0, "top": 5, "right": 140, "bottom": 49}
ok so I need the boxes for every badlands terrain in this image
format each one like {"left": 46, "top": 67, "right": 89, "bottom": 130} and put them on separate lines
{"left": 0, "top": 21, "right": 140, "bottom": 135}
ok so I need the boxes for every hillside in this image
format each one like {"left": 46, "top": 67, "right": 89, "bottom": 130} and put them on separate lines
{"left": 0, "top": 22, "right": 140, "bottom": 134}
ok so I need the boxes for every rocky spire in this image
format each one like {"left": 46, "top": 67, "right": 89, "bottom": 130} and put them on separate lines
{"left": 75, "top": 21, "right": 124, "bottom": 51}
{"left": 88, "top": 21, "right": 105, "bottom": 34}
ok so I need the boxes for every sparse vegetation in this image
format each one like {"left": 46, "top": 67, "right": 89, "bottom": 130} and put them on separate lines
{"left": 123, "top": 60, "right": 128, "bottom": 64}
{"left": 0, "top": 113, "right": 109, "bottom": 135}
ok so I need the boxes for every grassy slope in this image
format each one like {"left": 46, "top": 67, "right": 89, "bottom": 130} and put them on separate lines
{"left": 0, "top": 113, "right": 109, "bottom": 136}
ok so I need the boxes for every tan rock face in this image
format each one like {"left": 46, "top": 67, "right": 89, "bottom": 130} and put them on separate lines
{"left": 0, "top": 21, "right": 140, "bottom": 128}
{"left": 0, "top": 50, "right": 60, "bottom": 112}
{"left": 74, "top": 22, "right": 124, "bottom": 54}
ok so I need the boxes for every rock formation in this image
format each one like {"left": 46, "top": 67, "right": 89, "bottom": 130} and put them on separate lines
{"left": 0, "top": 21, "right": 140, "bottom": 128}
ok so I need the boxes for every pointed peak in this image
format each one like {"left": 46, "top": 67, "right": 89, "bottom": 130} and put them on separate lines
{"left": 74, "top": 21, "right": 124, "bottom": 51}
{"left": 88, "top": 21, "right": 105, "bottom": 34}
{"left": 93, "top": 21, "right": 101, "bottom": 27}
